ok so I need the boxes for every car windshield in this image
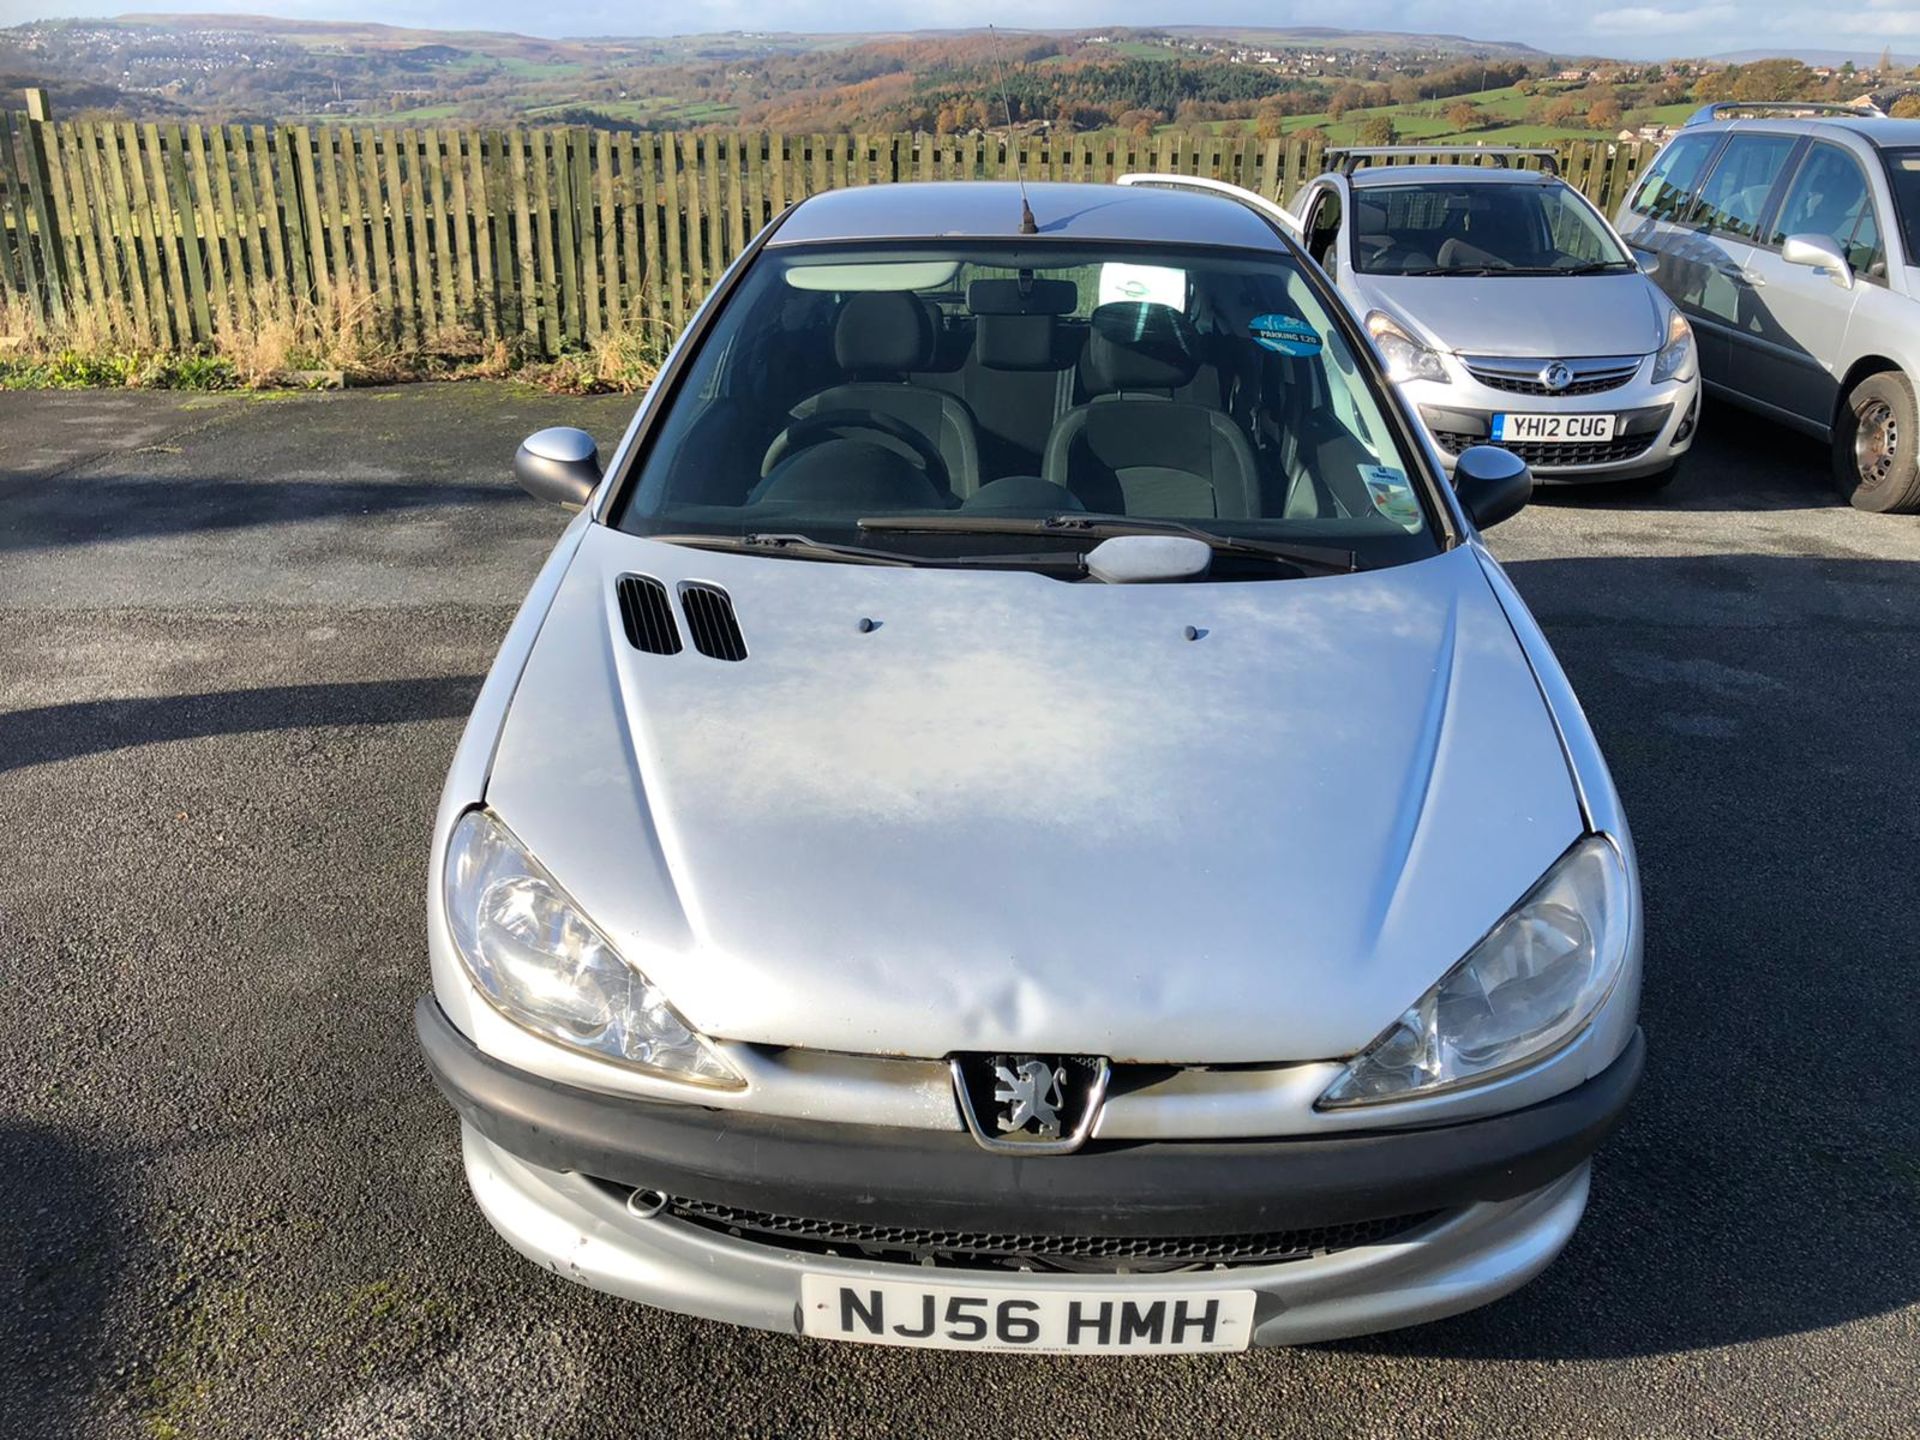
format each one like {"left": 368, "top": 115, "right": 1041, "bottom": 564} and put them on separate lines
{"left": 614, "top": 240, "right": 1442, "bottom": 574}
{"left": 1353, "top": 181, "right": 1634, "bottom": 276}
{"left": 1885, "top": 149, "right": 1920, "bottom": 265}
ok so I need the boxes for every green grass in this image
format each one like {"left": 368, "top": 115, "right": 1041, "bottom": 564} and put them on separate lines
{"left": 1157, "top": 83, "right": 1666, "bottom": 146}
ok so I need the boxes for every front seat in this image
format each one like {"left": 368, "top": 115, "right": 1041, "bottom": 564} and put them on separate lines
{"left": 766, "top": 291, "right": 982, "bottom": 499}
{"left": 1042, "top": 302, "right": 1260, "bottom": 519}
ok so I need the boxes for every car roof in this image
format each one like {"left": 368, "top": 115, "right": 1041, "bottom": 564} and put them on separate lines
{"left": 1347, "top": 165, "right": 1561, "bottom": 189}
{"left": 768, "top": 181, "right": 1288, "bottom": 250}
{"left": 1688, "top": 115, "right": 1920, "bottom": 148}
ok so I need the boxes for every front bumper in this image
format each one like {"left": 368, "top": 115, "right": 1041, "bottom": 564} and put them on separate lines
{"left": 418, "top": 999, "right": 1642, "bottom": 1343}
{"left": 1401, "top": 366, "right": 1701, "bottom": 483}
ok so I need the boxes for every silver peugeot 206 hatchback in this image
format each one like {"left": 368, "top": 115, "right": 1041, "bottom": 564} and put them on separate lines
{"left": 418, "top": 180, "right": 1644, "bottom": 1354}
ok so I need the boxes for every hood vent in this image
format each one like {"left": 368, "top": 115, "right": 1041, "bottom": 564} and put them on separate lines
{"left": 679, "top": 582, "right": 747, "bottom": 662}
{"left": 616, "top": 575, "right": 683, "bottom": 656}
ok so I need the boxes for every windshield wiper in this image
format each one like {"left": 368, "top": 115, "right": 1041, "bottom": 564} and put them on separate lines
{"left": 648, "top": 530, "right": 1085, "bottom": 573}
{"left": 1393, "top": 265, "right": 1505, "bottom": 277}
{"left": 1509, "top": 261, "right": 1636, "bottom": 276}
{"left": 648, "top": 532, "right": 921, "bottom": 567}
{"left": 858, "top": 514, "right": 1361, "bottom": 574}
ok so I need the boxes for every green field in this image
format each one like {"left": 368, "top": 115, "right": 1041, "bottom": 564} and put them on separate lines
{"left": 1161, "top": 86, "right": 1696, "bottom": 146}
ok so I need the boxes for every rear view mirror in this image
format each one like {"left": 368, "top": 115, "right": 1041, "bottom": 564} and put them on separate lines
{"left": 514, "top": 427, "right": 603, "bottom": 508}
{"left": 1452, "top": 446, "right": 1532, "bottom": 531}
{"left": 1781, "top": 234, "right": 1852, "bottom": 290}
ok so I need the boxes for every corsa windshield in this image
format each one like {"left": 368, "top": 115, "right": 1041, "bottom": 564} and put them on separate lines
{"left": 1353, "top": 181, "right": 1634, "bottom": 276}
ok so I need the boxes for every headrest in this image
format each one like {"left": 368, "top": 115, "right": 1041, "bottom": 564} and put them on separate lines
{"left": 976, "top": 314, "right": 1058, "bottom": 370}
{"left": 834, "top": 291, "right": 935, "bottom": 374}
{"left": 1083, "top": 302, "right": 1201, "bottom": 394}
{"left": 967, "top": 277, "right": 1078, "bottom": 316}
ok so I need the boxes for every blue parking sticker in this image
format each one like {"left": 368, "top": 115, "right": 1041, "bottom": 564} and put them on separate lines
{"left": 1248, "top": 313, "right": 1322, "bottom": 356}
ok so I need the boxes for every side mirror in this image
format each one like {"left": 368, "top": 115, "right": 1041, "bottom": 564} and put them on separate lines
{"left": 1634, "top": 248, "right": 1660, "bottom": 276}
{"left": 1781, "top": 234, "right": 1852, "bottom": 290}
{"left": 514, "top": 427, "right": 602, "bottom": 507}
{"left": 1452, "top": 445, "right": 1532, "bottom": 530}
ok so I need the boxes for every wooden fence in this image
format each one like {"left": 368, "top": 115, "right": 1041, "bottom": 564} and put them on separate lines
{"left": 0, "top": 93, "right": 1655, "bottom": 356}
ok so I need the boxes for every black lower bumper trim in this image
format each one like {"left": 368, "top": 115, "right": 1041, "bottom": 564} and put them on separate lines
{"left": 416, "top": 998, "right": 1642, "bottom": 1238}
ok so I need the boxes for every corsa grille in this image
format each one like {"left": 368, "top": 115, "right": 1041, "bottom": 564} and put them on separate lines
{"left": 633, "top": 1190, "right": 1439, "bottom": 1274}
{"left": 1433, "top": 429, "right": 1657, "bottom": 468}
{"left": 679, "top": 582, "right": 747, "bottom": 662}
{"left": 615, "top": 575, "right": 682, "bottom": 656}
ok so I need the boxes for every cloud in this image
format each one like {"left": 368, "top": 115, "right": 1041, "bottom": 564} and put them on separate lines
{"left": 1590, "top": 5, "right": 1736, "bottom": 37}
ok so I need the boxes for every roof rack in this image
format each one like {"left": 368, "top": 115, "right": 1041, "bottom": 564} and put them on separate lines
{"left": 1685, "top": 100, "right": 1886, "bottom": 126}
{"left": 1328, "top": 145, "right": 1560, "bottom": 178}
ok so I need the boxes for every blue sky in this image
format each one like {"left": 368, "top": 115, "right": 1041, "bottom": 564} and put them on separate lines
{"left": 0, "top": 0, "right": 1915, "bottom": 62}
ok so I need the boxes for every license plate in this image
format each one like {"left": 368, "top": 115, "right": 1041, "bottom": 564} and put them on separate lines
{"left": 1491, "top": 412, "right": 1616, "bottom": 443}
{"left": 800, "top": 1275, "right": 1254, "bottom": 1353}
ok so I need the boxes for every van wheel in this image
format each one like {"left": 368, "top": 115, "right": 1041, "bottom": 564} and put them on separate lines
{"left": 1834, "top": 371, "right": 1920, "bottom": 513}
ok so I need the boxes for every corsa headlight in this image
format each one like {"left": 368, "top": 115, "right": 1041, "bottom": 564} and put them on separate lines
{"left": 1652, "top": 307, "right": 1696, "bottom": 383}
{"left": 443, "top": 808, "right": 741, "bottom": 1087}
{"left": 1319, "top": 835, "right": 1630, "bottom": 1108}
{"left": 1365, "top": 311, "right": 1451, "bottom": 384}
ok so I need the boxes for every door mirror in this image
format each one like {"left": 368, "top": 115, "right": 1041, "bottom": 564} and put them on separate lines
{"left": 1634, "top": 248, "right": 1660, "bottom": 276}
{"left": 1452, "top": 446, "right": 1532, "bottom": 530}
{"left": 513, "top": 427, "right": 602, "bottom": 508}
{"left": 1781, "top": 234, "right": 1853, "bottom": 290}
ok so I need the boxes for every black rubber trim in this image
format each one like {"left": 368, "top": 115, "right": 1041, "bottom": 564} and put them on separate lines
{"left": 417, "top": 997, "right": 1642, "bottom": 1238}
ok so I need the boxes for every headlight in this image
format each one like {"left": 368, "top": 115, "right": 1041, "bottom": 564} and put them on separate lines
{"left": 443, "top": 809, "right": 741, "bottom": 1087}
{"left": 1652, "top": 308, "right": 1695, "bottom": 383}
{"left": 1318, "top": 835, "right": 1630, "bottom": 1108}
{"left": 1365, "top": 311, "right": 1450, "bottom": 384}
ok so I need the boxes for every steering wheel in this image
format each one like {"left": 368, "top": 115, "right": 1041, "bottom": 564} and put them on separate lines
{"left": 761, "top": 410, "right": 948, "bottom": 489}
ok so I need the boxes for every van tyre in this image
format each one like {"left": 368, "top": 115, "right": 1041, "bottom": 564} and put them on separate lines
{"left": 1834, "top": 371, "right": 1920, "bottom": 513}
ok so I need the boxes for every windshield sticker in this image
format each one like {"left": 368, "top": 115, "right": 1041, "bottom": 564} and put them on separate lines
{"left": 1360, "top": 465, "right": 1422, "bottom": 528}
{"left": 1249, "top": 313, "right": 1322, "bottom": 356}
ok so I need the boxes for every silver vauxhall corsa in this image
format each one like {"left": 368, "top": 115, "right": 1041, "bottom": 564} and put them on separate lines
{"left": 417, "top": 180, "right": 1644, "bottom": 1354}
{"left": 1264, "top": 149, "right": 1702, "bottom": 488}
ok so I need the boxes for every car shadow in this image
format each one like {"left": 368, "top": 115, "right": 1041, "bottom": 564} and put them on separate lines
{"left": 0, "top": 1124, "right": 138, "bottom": 1439}
{"left": 0, "top": 475, "right": 536, "bottom": 554}
{"left": 1527, "top": 409, "right": 1844, "bottom": 515}
{"left": 1331, "top": 549, "right": 1920, "bottom": 1360}
{"left": 0, "top": 677, "right": 485, "bottom": 774}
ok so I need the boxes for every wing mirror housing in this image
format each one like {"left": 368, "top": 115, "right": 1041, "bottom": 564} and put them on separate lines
{"left": 1781, "top": 234, "right": 1852, "bottom": 290}
{"left": 1452, "top": 445, "right": 1532, "bottom": 531}
{"left": 514, "top": 427, "right": 602, "bottom": 508}
{"left": 1633, "top": 248, "right": 1660, "bottom": 276}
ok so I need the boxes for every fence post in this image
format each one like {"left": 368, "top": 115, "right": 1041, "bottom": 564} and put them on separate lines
{"left": 17, "top": 88, "right": 67, "bottom": 325}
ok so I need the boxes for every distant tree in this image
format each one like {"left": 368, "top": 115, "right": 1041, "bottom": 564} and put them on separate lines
{"left": 1588, "top": 97, "right": 1624, "bottom": 129}
{"left": 1446, "top": 100, "right": 1483, "bottom": 131}
{"left": 1878, "top": 46, "right": 1893, "bottom": 75}
{"left": 1255, "top": 99, "right": 1288, "bottom": 140}
{"left": 1892, "top": 94, "right": 1920, "bottom": 118}
{"left": 1326, "top": 93, "right": 1350, "bottom": 123}
{"left": 1543, "top": 96, "right": 1581, "bottom": 126}
{"left": 1356, "top": 114, "right": 1396, "bottom": 146}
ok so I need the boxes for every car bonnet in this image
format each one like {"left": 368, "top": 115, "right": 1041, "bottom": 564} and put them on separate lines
{"left": 481, "top": 526, "right": 1584, "bottom": 1064}
{"left": 1356, "top": 270, "right": 1667, "bottom": 360}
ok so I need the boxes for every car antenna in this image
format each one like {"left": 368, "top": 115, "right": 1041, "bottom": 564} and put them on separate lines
{"left": 990, "top": 25, "right": 1038, "bottom": 235}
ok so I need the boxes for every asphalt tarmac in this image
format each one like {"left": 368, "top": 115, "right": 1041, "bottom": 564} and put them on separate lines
{"left": 2, "top": 384, "right": 1915, "bottom": 1438}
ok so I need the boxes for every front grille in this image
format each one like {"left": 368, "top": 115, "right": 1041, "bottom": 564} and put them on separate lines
{"left": 1434, "top": 429, "right": 1656, "bottom": 468}
{"left": 1466, "top": 368, "right": 1636, "bottom": 397}
{"left": 1462, "top": 356, "right": 1640, "bottom": 397}
{"left": 628, "top": 1190, "right": 1438, "bottom": 1274}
